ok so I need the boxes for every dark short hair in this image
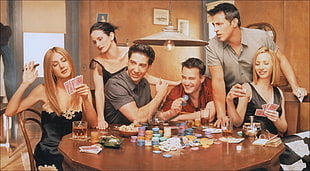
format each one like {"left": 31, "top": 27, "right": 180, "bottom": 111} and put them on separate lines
{"left": 89, "top": 22, "right": 118, "bottom": 43}
{"left": 207, "top": 3, "right": 241, "bottom": 27}
{"left": 128, "top": 44, "right": 155, "bottom": 65}
{"left": 182, "top": 57, "right": 206, "bottom": 76}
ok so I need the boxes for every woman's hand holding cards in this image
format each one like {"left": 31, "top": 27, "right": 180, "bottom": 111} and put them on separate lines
{"left": 264, "top": 109, "right": 279, "bottom": 122}
{"left": 74, "top": 84, "right": 91, "bottom": 100}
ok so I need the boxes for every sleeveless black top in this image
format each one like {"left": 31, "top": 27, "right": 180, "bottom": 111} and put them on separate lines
{"left": 89, "top": 59, "right": 126, "bottom": 84}
{"left": 34, "top": 110, "right": 82, "bottom": 171}
{"left": 244, "top": 83, "right": 283, "bottom": 135}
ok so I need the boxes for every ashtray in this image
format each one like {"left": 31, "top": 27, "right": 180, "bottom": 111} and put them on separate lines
{"left": 99, "top": 136, "right": 123, "bottom": 148}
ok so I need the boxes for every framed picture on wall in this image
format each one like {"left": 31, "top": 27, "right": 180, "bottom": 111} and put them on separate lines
{"left": 178, "top": 19, "right": 189, "bottom": 36}
{"left": 97, "top": 13, "right": 109, "bottom": 22}
{"left": 153, "top": 8, "right": 169, "bottom": 25}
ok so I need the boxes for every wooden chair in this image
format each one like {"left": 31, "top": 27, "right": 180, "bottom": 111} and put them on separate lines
{"left": 284, "top": 92, "right": 310, "bottom": 135}
{"left": 246, "top": 22, "right": 277, "bottom": 42}
{"left": 18, "top": 108, "right": 41, "bottom": 171}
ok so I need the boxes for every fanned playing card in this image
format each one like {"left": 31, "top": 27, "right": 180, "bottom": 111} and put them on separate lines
{"left": 72, "top": 75, "right": 83, "bottom": 89}
{"left": 268, "top": 104, "right": 279, "bottom": 111}
{"left": 64, "top": 75, "right": 84, "bottom": 95}
{"left": 254, "top": 109, "right": 266, "bottom": 117}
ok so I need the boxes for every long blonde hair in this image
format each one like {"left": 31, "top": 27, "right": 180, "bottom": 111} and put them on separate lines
{"left": 252, "top": 47, "right": 280, "bottom": 86}
{"left": 43, "top": 47, "right": 80, "bottom": 116}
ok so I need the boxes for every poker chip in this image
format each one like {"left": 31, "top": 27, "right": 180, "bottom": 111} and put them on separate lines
{"left": 182, "top": 95, "right": 189, "bottom": 106}
{"left": 153, "top": 150, "right": 162, "bottom": 154}
{"left": 163, "top": 154, "right": 172, "bottom": 158}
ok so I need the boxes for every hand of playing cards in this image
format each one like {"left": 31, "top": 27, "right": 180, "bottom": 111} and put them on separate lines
{"left": 64, "top": 75, "right": 83, "bottom": 95}
{"left": 255, "top": 103, "right": 279, "bottom": 117}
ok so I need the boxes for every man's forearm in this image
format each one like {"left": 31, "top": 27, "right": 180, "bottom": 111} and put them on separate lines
{"left": 212, "top": 81, "right": 226, "bottom": 119}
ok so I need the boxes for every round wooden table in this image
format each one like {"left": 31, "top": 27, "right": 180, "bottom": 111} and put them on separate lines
{"left": 59, "top": 125, "right": 285, "bottom": 170}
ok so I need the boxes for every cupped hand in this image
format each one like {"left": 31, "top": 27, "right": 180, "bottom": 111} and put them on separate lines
{"left": 22, "top": 61, "right": 38, "bottom": 86}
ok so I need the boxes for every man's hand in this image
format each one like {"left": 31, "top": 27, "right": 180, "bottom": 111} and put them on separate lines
{"left": 170, "top": 98, "right": 185, "bottom": 116}
{"left": 214, "top": 115, "right": 226, "bottom": 128}
{"left": 155, "top": 79, "right": 168, "bottom": 95}
{"left": 293, "top": 87, "right": 307, "bottom": 102}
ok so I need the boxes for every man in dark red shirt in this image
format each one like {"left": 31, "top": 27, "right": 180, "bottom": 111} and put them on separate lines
{"left": 158, "top": 58, "right": 215, "bottom": 121}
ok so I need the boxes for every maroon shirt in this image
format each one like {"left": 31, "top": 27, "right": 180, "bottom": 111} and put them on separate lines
{"left": 162, "top": 78, "right": 213, "bottom": 112}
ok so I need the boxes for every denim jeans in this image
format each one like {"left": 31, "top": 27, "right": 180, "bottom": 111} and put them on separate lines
{"left": 0, "top": 44, "right": 17, "bottom": 100}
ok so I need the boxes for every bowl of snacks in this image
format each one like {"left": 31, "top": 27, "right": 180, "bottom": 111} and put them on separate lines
{"left": 117, "top": 124, "right": 139, "bottom": 137}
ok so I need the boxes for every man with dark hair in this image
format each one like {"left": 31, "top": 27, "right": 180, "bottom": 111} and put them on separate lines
{"left": 206, "top": 3, "right": 307, "bottom": 127}
{"left": 159, "top": 57, "right": 215, "bottom": 121}
{"left": 104, "top": 44, "right": 168, "bottom": 124}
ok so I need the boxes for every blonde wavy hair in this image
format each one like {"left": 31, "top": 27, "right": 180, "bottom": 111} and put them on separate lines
{"left": 43, "top": 47, "right": 80, "bottom": 116}
{"left": 253, "top": 47, "right": 280, "bottom": 86}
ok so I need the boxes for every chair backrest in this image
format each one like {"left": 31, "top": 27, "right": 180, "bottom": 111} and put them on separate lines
{"left": 246, "top": 22, "right": 277, "bottom": 42}
{"left": 18, "top": 108, "right": 41, "bottom": 171}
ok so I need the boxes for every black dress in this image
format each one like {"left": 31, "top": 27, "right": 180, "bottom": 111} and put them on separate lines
{"left": 243, "top": 83, "right": 283, "bottom": 135}
{"left": 34, "top": 110, "right": 82, "bottom": 171}
{"left": 89, "top": 59, "right": 126, "bottom": 84}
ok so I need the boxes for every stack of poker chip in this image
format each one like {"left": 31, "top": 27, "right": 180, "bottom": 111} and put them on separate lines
{"left": 163, "top": 127, "right": 171, "bottom": 138}
{"left": 185, "top": 128, "right": 194, "bottom": 135}
{"left": 145, "top": 130, "right": 153, "bottom": 140}
{"left": 138, "top": 127, "right": 146, "bottom": 136}
{"left": 152, "top": 137, "right": 160, "bottom": 146}
{"left": 137, "top": 139, "right": 145, "bottom": 146}
{"left": 177, "top": 122, "right": 186, "bottom": 136}
{"left": 131, "top": 136, "right": 138, "bottom": 143}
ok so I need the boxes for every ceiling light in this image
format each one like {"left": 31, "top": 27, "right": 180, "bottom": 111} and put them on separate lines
{"left": 133, "top": 0, "right": 207, "bottom": 50}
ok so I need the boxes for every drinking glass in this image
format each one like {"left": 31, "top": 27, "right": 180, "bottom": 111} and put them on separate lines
{"left": 148, "top": 110, "right": 164, "bottom": 126}
{"left": 72, "top": 121, "right": 88, "bottom": 140}
{"left": 200, "top": 108, "right": 210, "bottom": 128}
{"left": 221, "top": 116, "right": 233, "bottom": 138}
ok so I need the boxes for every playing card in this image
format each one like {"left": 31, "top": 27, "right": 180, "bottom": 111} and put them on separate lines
{"left": 79, "top": 145, "right": 102, "bottom": 154}
{"left": 268, "top": 104, "right": 279, "bottom": 111}
{"left": 64, "top": 75, "right": 84, "bottom": 95}
{"left": 262, "top": 104, "right": 268, "bottom": 111}
{"left": 64, "top": 80, "right": 74, "bottom": 95}
{"left": 72, "top": 75, "right": 83, "bottom": 88}
{"left": 254, "top": 109, "right": 266, "bottom": 117}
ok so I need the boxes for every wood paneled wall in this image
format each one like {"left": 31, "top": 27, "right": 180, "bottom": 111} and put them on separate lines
{"left": 78, "top": 0, "right": 204, "bottom": 88}
{"left": 236, "top": 0, "right": 309, "bottom": 130}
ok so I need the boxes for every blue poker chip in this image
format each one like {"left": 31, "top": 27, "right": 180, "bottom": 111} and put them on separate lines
{"left": 163, "top": 154, "right": 172, "bottom": 158}
{"left": 153, "top": 150, "right": 162, "bottom": 154}
{"left": 182, "top": 95, "right": 189, "bottom": 106}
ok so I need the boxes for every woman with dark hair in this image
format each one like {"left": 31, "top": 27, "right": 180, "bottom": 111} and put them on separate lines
{"left": 89, "top": 22, "right": 178, "bottom": 129}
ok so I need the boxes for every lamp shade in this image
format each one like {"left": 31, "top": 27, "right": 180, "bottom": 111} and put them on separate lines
{"left": 133, "top": 26, "right": 208, "bottom": 46}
